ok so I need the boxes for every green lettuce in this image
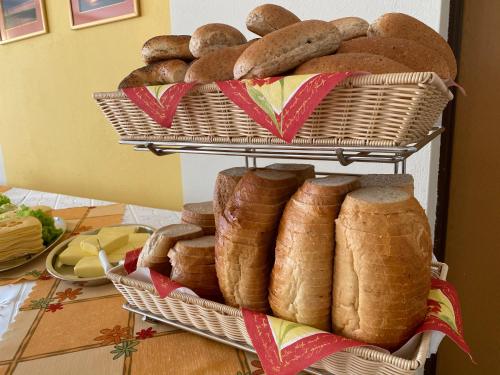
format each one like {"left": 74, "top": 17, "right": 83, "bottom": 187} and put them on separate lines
{"left": 17, "top": 205, "right": 63, "bottom": 246}
{"left": 0, "top": 194, "right": 10, "bottom": 206}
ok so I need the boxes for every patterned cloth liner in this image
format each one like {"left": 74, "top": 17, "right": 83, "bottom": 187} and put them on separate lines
{"left": 123, "top": 250, "right": 473, "bottom": 375}
{"left": 122, "top": 73, "right": 358, "bottom": 143}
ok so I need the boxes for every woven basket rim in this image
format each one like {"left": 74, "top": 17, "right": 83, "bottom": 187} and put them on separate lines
{"left": 107, "top": 261, "right": 446, "bottom": 370}
{"left": 93, "top": 72, "right": 452, "bottom": 100}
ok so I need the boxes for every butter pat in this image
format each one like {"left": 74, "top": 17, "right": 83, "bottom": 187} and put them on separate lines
{"left": 81, "top": 234, "right": 128, "bottom": 254}
{"left": 74, "top": 256, "right": 105, "bottom": 278}
{"left": 58, "top": 245, "right": 96, "bottom": 266}
{"left": 98, "top": 226, "right": 137, "bottom": 236}
{"left": 107, "top": 233, "right": 150, "bottom": 263}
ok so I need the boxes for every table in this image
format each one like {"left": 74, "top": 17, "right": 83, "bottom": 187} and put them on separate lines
{"left": 0, "top": 188, "right": 263, "bottom": 375}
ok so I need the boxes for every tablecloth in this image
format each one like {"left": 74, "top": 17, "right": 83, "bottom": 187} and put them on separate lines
{"left": 0, "top": 187, "right": 264, "bottom": 375}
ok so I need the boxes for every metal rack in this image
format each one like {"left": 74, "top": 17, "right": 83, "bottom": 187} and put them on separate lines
{"left": 124, "top": 127, "right": 443, "bottom": 174}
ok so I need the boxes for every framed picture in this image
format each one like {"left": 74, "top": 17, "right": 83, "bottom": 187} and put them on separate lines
{"left": 69, "top": 0, "right": 139, "bottom": 30}
{"left": 0, "top": 0, "right": 47, "bottom": 44}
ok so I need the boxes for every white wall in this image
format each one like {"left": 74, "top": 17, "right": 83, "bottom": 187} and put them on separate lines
{"left": 170, "top": 0, "right": 450, "bottom": 236}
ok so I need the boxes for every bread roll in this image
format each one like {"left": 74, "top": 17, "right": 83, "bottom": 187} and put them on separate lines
{"left": 168, "top": 235, "right": 222, "bottom": 300}
{"left": 185, "top": 42, "right": 253, "bottom": 84}
{"left": 141, "top": 35, "right": 194, "bottom": 64}
{"left": 337, "top": 36, "right": 450, "bottom": 79}
{"left": 234, "top": 20, "right": 342, "bottom": 79}
{"left": 332, "top": 187, "right": 432, "bottom": 350}
{"left": 137, "top": 224, "right": 203, "bottom": 274}
{"left": 246, "top": 4, "right": 300, "bottom": 36}
{"left": 330, "top": 17, "right": 369, "bottom": 41}
{"left": 295, "top": 52, "right": 412, "bottom": 75}
{"left": 265, "top": 163, "right": 315, "bottom": 185}
{"left": 189, "top": 23, "right": 247, "bottom": 58}
{"left": 359, "top": 174, "right": 414, "bottom": 195}
{"left": 215, "top": 169, "right": 298, "bottom": 312}
{"left": 118, "top": 60, "right": 189, "bottom": 89}
{"left": 269, "top": 175, "right": 359, "bottom": 331}
{"left": 368, "top": 13, "right": 457, "bottom": 80}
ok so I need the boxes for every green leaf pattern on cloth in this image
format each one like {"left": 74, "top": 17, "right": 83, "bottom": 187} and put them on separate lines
{"left": 110, "top": 339, "right": 139, "bottom": 360}
{"left": 246, "top": 85, "right": 280, "bottom": 131}
{"left": 29, "top": 297, "right": 53, "bottom": 309}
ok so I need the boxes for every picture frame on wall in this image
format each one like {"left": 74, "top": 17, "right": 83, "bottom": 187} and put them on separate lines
{"left": 69, "top": 0, "right": 139, "bottom": 30}
{"left": 0, "top": 0, "right": 48, "bottom": 44}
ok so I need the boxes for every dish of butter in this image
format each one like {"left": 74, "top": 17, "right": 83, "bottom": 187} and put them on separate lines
{"left": 54, "top": 226, "right": 150, "bottom": 278}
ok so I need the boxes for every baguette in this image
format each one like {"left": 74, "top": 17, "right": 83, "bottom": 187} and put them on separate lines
{"left": 234, "top": 20, "right": 341, "bottom": 79}
{"left": 141, "top": 35, "right": 194, "bottom": 64}
{"left": 295, "top": 52, "right": 412, "bottom": 75}
{"left": 189, "top": 23, "right": 247, "bottom": 58}
{"left": 337, "top": 36, "right": 450, "bottom": 79}
{"left": 245, "top": 4, "right": 300, "bottom": 36}
{"left": 330, "top": 17, "right": 369, "bottom": 41}
{"left": 118, "top": 60, "right": 188, "bottom": 89}
{"left": 332, "top": 187, "right": 432, "bottom": 350}
{"left": 368, "top": 13, "right": 457, "bottom": 79}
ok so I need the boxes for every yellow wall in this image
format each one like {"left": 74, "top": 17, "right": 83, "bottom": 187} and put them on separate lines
{"left": 0, "top": 1, "right": 183, "bottom": 210}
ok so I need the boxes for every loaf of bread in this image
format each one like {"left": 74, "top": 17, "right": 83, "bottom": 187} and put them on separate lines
{"left": 213, "top": 167, "right": 248, "bottom": 230}
{"left": 137, "top": 224, "right": 203, "bottom": 274}
{"left": 295, "top": 52, "right": 412, "bottom": 75}
{"left": 181, "top": 201, "right": 215, "bottom": 235}
{"left": 141, "top": 35, "right": 194, "bottom": 64}
{"left": 234, "top": 20, "right": 342, "bottom": 79}
{"left": 332, "top": 187, "right": 432, "bottom": 350}
{"left": 265, "top": 163, "right": 315, "bottom": 185}
{"left": 189, "top": 23, "right": 247, "bottom": 58}
{"left": 330, "top": 17, "right": 368, "bottom": 41}
{"left": 168, "top": 235, "right": 222, "bottom": 300}
{"left": 185, "top": 42, "right": 253, "bottom": 83}
{"left": 246, "top": 4, "right": 300, "bottom": 36}
{"left": 337, "top": 36, "right": 450, "bottom": 79}
{"left": 215, "top": 169, "right": 298, "bottom": 312}
{"left": 269, "top": 175, "right": 359, "bottom": 331}
{"left": 118, "top": 60, "right": 189, "bottom": 89}
{"left": 368, "top": 13, "right": 457, "bottom": 80}
{"left": 359, "top": 174, "right": 414, "bottom": 195}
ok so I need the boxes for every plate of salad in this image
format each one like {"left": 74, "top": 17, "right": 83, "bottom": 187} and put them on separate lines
{"left": 0, "top": 194, "right": 67, "bottom": 272}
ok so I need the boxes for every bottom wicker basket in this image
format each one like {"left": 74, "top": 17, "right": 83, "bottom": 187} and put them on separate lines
{"left": 107, "top": 261, "right": 447, "bottom": 375}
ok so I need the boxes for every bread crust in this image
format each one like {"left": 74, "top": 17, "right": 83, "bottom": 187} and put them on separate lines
{"left": 118, "top": 60, "right": 188, "bottom": 89}
{"left": 246, "top": 4, "right": 300, "bottom": 36}
{"left": 329, "top": 17, "right": 369, "bottom": 41}
{"left": 234, "top": 20, "right": 342, "bottom": 79}
{"left": 337, "top": 36, "right": 450, "bottom": 79}
{"left": 141, "top": 35, "right": 194, "bottom": 64}
{"left": 189, "top": 23, "right": 247, "bottom": 58}
{"left": 368, "top": 12, "right": 457, "bottom": 79}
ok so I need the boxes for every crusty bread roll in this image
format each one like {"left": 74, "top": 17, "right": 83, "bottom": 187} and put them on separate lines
{"left": 181, "top": 201, "right": 215, "bottom": 235}
{"left": 215, "top": 169, "right": 298, "bottom": 312}
{"left": 330, "top": 17, "right": 369, "bottom": 41}
{"left": 359, "top": 174, "right": 414, "bottom": 195}
{"left": 118, "top": 60, "right": 189, "bottom": 89}
{"left": 337, "top": 36, "right": 450, "bottom": 79}
{"left": 168, "top": 235, "right": 222, "bottom": 300}
{"left": 213, "top": 167, "right": 248, "bottom": 230}
{"left": 185, "top": 42, "right": 253, "bottom": 83}
{"left": 295, "top": 52, "right": 412, "bottom": 75}
{"left": 141, "top": 35, "right": 194, "bottom": 64}
{"left": 234, "top": 20, "right": 341, "bottom": 79}
{"left": 137, "top": 224, "right": 203, "bottom": 274}
{"left": 269, "top": 175, "right": 359, "bottom": 331}
{"left": 332, "top": 187, "right": 432, "bottom": 350}
{"left": 265, "top": 163, "right": 315, "bottom": 185}
{"left": 246, "top": 4, "right": 300, "bottom": 36}
{"left": 189, "top": 23, "right": 247, "bottom": 58}
{"left": 368, "top": 13, "right": 457, "bottom": 80}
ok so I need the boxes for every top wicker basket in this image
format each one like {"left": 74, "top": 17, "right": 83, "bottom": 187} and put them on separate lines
{"left": 94, "top": 72, "right": 453, "bottom": 147}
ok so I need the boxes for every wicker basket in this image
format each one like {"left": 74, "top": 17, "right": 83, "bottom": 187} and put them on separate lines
{"left": 94, "top": 72, "right": 452, "bottom": 147}
{"left": 107, "top": 261, "right": 447, "bottom": 375}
